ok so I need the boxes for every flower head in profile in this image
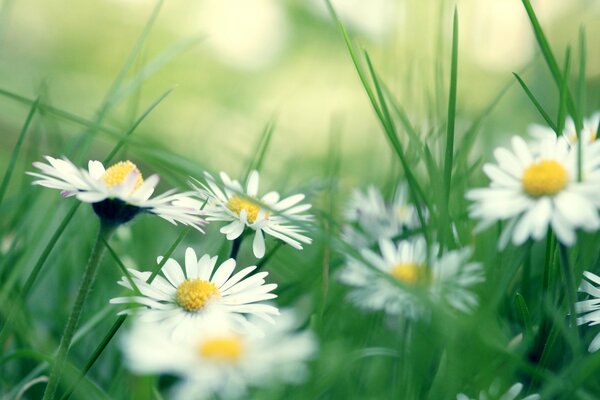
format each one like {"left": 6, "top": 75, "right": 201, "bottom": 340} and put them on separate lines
{"left": 457, "top": 381, "right": 540, "bottom": 400}
{"left": 110, "top": 247, "right": 279, "bottom": 337}
{"left": 576, "top": 271, "right": 600, "bottom": 352}
{"left": 29, "top": 156, "right": 205, "bottom": 230}
{"left": 342, "top": 183, "right": 418, "bottom": 247}
{"left": 530, "top": 111, "right": 600, "bottom": 146}
{"left": 195, "top": 170, "right": 312, "bottom": 258}
{"left": 121, "top": 311, "right": 316, "bottom": 399}
{"left": 466, "top": 135, "right": 600, "bottom": 248}
{"left": 338, "top": 237, "right": 483, "bottom": 319}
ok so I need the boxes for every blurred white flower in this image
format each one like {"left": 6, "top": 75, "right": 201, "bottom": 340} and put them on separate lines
{"left": 29, "top": 157, "right": 205, "bottom": 229}
{"left": 199, "top": 0, "right": 288, "bottom": 70}
{"left": 110, "top": 247, "right": 279, "bottom": 338}
{"left": 195, "top": 170, "right": 312, "bottom": 258}
{"left": 576, "top": 271, "right": 600, "bottom": 352}
{"left": 342, "top": 183, "right": 418, "bottom": 247}
{"left": 457, "top": 381, "right": 539, "bottom": 400}
{"left": 470, "top": 1, "right": 535, "bottom": 71}
{"left": 121, "top": 311, "right": 317, "bottom": 399}
{"left": 466, "top": 135, "right": 600, "bottom": 247}
{"left": 309, "top": 0, "right": 398, "bottom": 42}
{"left": 530, "top": 112, "right": 600, "bottom": 146}
{"left": 338, "top": 237, "right": 483, "bottom": 319}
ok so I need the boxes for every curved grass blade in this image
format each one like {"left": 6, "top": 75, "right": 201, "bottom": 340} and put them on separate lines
{"left": 513, "top": 73, "right": 558, "bottom": 133}
{"left": 521, "top": 0, "right": 580, "bottom": 131}
{"left": 0, "top": 97, "right": 38, "bottom": 207}
{"left": 443, "top": 8, "right": 459, "bottom": 206}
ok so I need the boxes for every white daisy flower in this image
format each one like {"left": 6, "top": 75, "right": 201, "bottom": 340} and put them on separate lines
{"left": 338, "top": 237, "right": 483, "bottom": 319}
{"left": 195, "top": 170, "right": 312, "bottom": 258}
{"left": 576, "top": 271, "right": 600, "bottom": 352}
{"left": 457, "top": 382, "right": 540, "bottom": 400}
{"left": 466, "top": 135, "right": 600, "bottom": 247}
{"left": 530, "top": 111, "right": 600, "bottom": 146}
{"left": 342, "top": 183, "right": 418, "bottom": 247}
{"left": 28, "top": 156, "right": 205, "bottom": 229}
{"left": 110, "top": 247, "right": 279, "bottom": 337}
{"left": 121, "top": 311, "right": 317, "bottom": 399}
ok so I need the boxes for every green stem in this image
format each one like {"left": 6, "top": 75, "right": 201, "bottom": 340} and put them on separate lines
{"left": 558, "top": 244, "right": 578, "bottom": 329}
{"left": 229, "top": 235, "right": 244, "bottom": 260}
{"left": 42, "top": 223, "right": 113, "bottom": 400}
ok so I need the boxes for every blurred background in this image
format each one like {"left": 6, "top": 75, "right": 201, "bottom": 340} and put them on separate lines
{"left": 1, "top": 1, "right": 599, "bottom": 398}
{"left": 0, "top": 0, "right": 598, "bottom": 188}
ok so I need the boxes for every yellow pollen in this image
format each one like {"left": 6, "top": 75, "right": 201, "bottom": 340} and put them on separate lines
{"left": 199, "top": 337, "right": 243, "bottom": 362}
{"left": 227, "top": 196, "right": 268, "bottom": 223}
{"left": 175, "top": 279, "right": 219, "bottom": 312}
{"left": 390, "top": 262, "right": 424, "bottom": 285}
{"left": 101, "top": 161, "right": 144, "bottom": 190}
{"left": 522, "top": 160, "right": 568, "bottom": 198}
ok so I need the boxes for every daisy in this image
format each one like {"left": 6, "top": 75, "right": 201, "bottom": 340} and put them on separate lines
{"left": 194, "top": 170, "right": 312, "bottom": 258}
{"left": 457, "top": 382, "right": 540, "bottom": 400}
{"left": 530, "top": 111, "right": 600, "bottom": 145}
{"left": 466, "top": 135, "right": 600, "bottom": 247}
{"left": 338, "top": 237, "right": 483, "bottom": 319}
{"left": 28, "top": 156, "right": 205, "bottom": 229}
{"left": 576, "top": 271, "right": 600, "bottom": 352}
{"left": 110, "top": 247, "right": 279, "bottom": 337}
{"left": 121, "top": 311, "right": 317, "bottom": 399}
{"left": 342, "top": 183, "right": 419, "bottom": 247}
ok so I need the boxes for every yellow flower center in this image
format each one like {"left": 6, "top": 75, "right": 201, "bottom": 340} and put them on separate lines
{"left": 199, "top": 337, "right": 243, "bottom": 362}
{"left": 567, "top": 130, "right": 597, "bottom": 144}
{"left": 227, "top": 196, "right": 268, "bottom": 223}
{"left": 101, "top": 161, "right": 144, "bottom": 190}
{"left": 390, "top": 262, "right": 424, "bottom": 285}
{"left": 521, "top": 160, "right": 568, "bottom": 198}
{"left": 175, "top": 279, "right": 219, "bottom": 312}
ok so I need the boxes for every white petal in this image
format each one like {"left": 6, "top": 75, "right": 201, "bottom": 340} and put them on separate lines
{"left": 253, "top": 229, "right": 266, "bottom": 258}
{"left": 162, "top": 259, "right": 185, "bottom": 286}
{"left": 212, "top": 258, "right": 236, "bottom": 287}
{"left": 246, "top": 170, "right": 259, "bottom": 197}
{"left": 184, "top": 247, "right": 198, "bottom": 278}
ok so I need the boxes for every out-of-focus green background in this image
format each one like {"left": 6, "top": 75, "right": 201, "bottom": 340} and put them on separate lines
{"left": 0, "top": 0, "right": 598, "bottom": 182}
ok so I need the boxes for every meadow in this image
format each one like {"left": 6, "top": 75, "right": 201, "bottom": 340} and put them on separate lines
{"left": 0, "top": 0, "right": 599, "bottom": 399}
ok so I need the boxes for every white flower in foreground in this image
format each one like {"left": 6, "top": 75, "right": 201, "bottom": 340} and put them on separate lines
{"left": 576, "top": 271, "right": 600, "bottom": 352}
{"left": 530, "top": 111, "right": 600, "bottom": 146}
{"left": 29, "top": 156, "right": 205, "bottom": 229}
{"left": 457, "top": 382, "right": 539, "bottom": 400}
{"left": 195, "top": 170, "right": 312, "bottom": 258}
{"left": 110, "top": 247, "right": 279, "bottom": 337}
{"left": 342, "top": 183, "right": 418, "bottom": 247}
{"left": 466, "top": 135, "right": 600, "bottom": 248}
{"left": 338, "top": 237, "right": 483, "bottom": 319}
{"left": 122, "top": 311, "right": 317, "bottom": 399}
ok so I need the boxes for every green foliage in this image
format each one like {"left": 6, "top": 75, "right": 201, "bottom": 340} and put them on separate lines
{"left": 0, "top": 1, "right": 599, "bottom": 399}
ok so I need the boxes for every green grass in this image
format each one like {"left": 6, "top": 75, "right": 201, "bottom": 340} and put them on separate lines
{"left": 1, "top": 1, "right": 599, "bottom": 399}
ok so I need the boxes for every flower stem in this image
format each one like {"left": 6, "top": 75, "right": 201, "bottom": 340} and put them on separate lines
{"left": 42, "top": 223, "right": 113, "bottom": 400}
{"left": 229, "top": 235, "right": 244, "bottom": 260}
{"left": 558, "top": 244, "right": 578, "bottom": 329}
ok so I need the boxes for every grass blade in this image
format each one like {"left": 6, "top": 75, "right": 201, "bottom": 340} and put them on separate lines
{"left": 103, "top": 87, "right": 175, "bottom": 163}
{"left": 243, "top": 118, "right": 276, "bottom": 181}
{"left": 362, "top": 51, "right": 429, "bottom": 230}
{"left": 557, "top": 47, "right": 571, "bottom": 136}
{"left": 67, "top": 0, "right": 166, "bottom": 159}
{"left": 443, "top": 8, "right": 459, "bottom": 205}
{"left": 0, "top": 97, "right": 39, "bottom": 207}
{"left": 0, "top": 89, "right": 173, "bottom": 346}
{"left": 521, "top": 0, "right": 580, "bottom": 131}
{"left": 513, "top": 73, "right": 558, "bottom": 133}
{"left": 61, "top": 227, "right": 190, "bottom": 400}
